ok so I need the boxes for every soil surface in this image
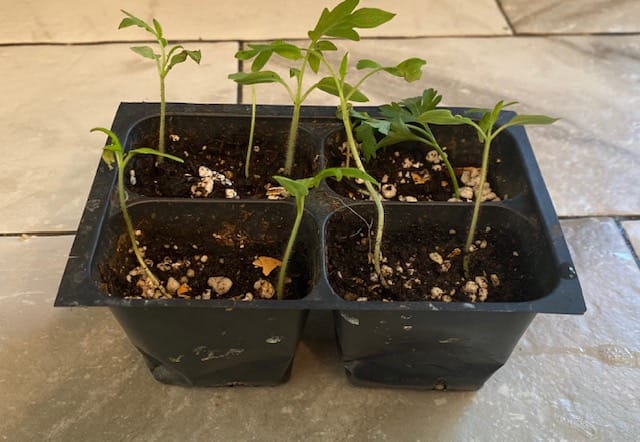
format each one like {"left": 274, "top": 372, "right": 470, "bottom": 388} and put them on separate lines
{"left": 325, "top": 126, "right": 501, "bottom": 202}
{"left": 326, "top": 211, "right": 539, "bottom": 303}
{"left": 127, "top": 131, "right": 316, "bottom": 199}
{"left": 100, "top": 215, "right": 311, "bottom": 300}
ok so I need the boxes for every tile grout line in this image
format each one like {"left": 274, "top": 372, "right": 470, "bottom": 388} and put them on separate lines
{"left": 2, "top": 31, "right": 640, "bottom": 48}
{"left": 236, "top": 41, "right": 244, "bottom": 104}
{"left": 494, "top": 0, "right": 516, "bottom": 35}
{"left": 615, "top": 217, "right": 640, "bottom": 269}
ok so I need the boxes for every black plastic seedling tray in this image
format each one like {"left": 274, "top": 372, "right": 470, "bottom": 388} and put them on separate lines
{"left": 56, "top": 103, "right": 585, "bottom": 389}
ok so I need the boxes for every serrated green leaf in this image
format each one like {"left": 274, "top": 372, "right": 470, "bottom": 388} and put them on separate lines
{"left": 273, "top": 175, "right": 309, "bottom": 198}
{"left": 228, "top": 71, "right": 285, "bottom": 85}
{"left": 383, "top": 57, "right": 426, "bottom": 82}
{"left": 152, "top": 19, "right": 163, "bottom": 38}
{"left": 91, "top": 127, "right": 122, "bottom": 150}
{"left": 119, "top": 10, "right": 154, "bottom": 34}
{"left": 506, "top": 114, "right": 558, "bottom": 126}
{"left": 325, "top": 24, "right": 360, "bottom": 41}
{"left": 316, "top": 77, "right": 369, "bottom": 102}
{"left": 355, "top": 123, "right": 379, "bottom": 161}
{"left": 339, "top": 53, "right": 349, "bottom": 79}
{"left": 130, "top": 45, "right": 158, "bottom": 60}
{"left": 118, "top": 17, "right": 137, "bottom": 29}
{"left": 316, "top": 77, "right": 340, "bottom": 98}
{"left": 344, "top": 83, "right": 368, "bottom": 102}
{"left": 252, "top": 49, "right": 273, "bottom": 72}
{"left": 186, "top": 50, "right": 201, "bottom": 63}
{"left": 350, "top": 8, "right": 395, "bottom": 28}
{"left": 129, "top": 148, "right": 184, "bottom": 163}
{"left": 416, "top": 109, "right": 474, "bottom": 126}
{"left": 308, "top": 50, "right": 321, "bottom": 73}
{"left": 169, "top": 50, "right": 188, "bottom": 67}
{"left": 315, "top": 167, "right": 379, "bottom": 186}
{"left": 316, "top": 40, "right": 338, "bottom": 51}
{"left": 272, "top": 41, "right": 303, "bottom": 60}
{"left": 235, "top": 48, "right": 259, "bottom": 60}
{"left": 356, "top": 59, "right": 380, "bottom": 70}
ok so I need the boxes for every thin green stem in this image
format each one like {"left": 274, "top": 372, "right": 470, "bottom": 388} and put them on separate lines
{"left": 463, "top": 133, "right": 492, "bottom": 277}
{"left": 284, "top": 104, "right": 301, "bottom": 176}
{"left": 245, "top": 85, "right": 257, "bottom": 178}
{"left": 277, "top": 196, "right": 304, "bottom": 299}
{"left": 320, "top": 57, "right": 388, "bottom": 286}
{"left": 159, "top": 75, "right": 166, "bottom": 155}
{"left": 117, "top": 158, "right": 162, "bottom": 290}
{"left": 283, "top": 48, "right": 312, "bottom": 176}
{"left": 411, "top": 126, "right": 460, "bottom": 199}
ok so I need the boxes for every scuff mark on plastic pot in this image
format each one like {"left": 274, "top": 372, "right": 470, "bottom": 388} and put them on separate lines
{"left": 193, "top": 346, "right": 244, "bottom": 361}
{"left": 86, "top": 199, "right": 101, "bottom": 212}
{"left": 439, "top": 338, "right": 461, "bottom": 344}
{"left": 266, "top": 336, "right": 283, "bottom": 344}
{"left": 340, "top": 312, "right": 360, "bottom": 326}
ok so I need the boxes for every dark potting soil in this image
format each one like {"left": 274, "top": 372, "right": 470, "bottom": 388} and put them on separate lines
{"left": 100, "top": 215, "right": 311, "bottom": 300}
{"left": 326, "top": 211, "right": 539, "bottom": 303}
{"left": 126, "top": 132, "right": 316, "bottom": 199}
{"left": 325, "top": 125, "right": 497, "bottom": 202}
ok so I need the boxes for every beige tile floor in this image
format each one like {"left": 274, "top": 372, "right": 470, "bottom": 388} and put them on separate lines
{"left": 1, "top": 1, "right": 639, "bottom": 440}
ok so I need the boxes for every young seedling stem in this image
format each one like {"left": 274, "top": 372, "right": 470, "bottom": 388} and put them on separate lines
{"left": 92, "top": 127, "right": 184, "bottom": 295}
{"left": 119, "top": 10, "right": 201, "bottom": 158}
{"left": 274, "top": 167, "right": 378, "bottom": 299}
{"left": 245, "top": 85, "right": 257, "bottom": 178}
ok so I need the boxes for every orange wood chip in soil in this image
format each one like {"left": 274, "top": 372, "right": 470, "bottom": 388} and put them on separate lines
{"left": 253, "top": 256, "right": 282, "bottom": 276}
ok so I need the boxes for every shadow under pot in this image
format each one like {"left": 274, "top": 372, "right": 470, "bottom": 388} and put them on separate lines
{"left": 94, "top": 200, "right": 318, "bottom": 386}
{"left": 324, "top": 203, "right": 582, "bottom": 390}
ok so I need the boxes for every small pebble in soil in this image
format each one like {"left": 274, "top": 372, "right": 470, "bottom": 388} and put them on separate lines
{"left": 380, "top": 265, "right": 394, "bottom": 278}
{"left": 266, "top": 186, "right": 288, "bottom": 200}
{"left": 439, "top": 261, "right": 452, "bottom": 273}
{"left": 129, "top": 169, "right": 137, "bottom": 186}
{"left": 225, "top": 188, "right": 239, "bottom": 199}
{"left": 460, "top": 186, "right": 474, "bottom": 200}
{"left": 242, "top": 293, "right": 254, "bottom": 301}
{"left": 430, "top": 286, "right": 444, "bottom": 300}
{"left": 169, "top": 134, "right": 180, "bottom": 142}
{"left": 490, "top": 274, "right": 500, "bottom": 287}
{"left": 357, "top": 297, "right": 368, "bottom": 302}
{"left": 166, "top": 277, "right": 180, "bottom": 294}
{"left": 208, "top": 276, "right": 233, "bottom": 296}
{"left": 404, "top": 196, "right": 418, "bottom": 203}
{"left": 381, "top": 184, "right": 397, "bottom": 199}
{"left": 426, "top": 150, "right": 441, "bottom": 164}
{"left": 429, "top": 252, "right": 444, "bottom": 265}
{"left": 253, "top": 279, "right": 275, "bottom": 299}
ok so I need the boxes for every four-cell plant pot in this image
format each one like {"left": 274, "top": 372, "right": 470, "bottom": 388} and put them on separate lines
{"left": 55, "top": 102, "right": 585, "bottom": 390}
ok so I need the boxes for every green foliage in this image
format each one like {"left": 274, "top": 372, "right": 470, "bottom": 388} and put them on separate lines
{"left": 228, "top": 0, "right": 406, "bottom": 175}
{"left": 119, "top": 10, "right": 201, "bottom": 77}
{"left": 119, "top": 10, "right": 201, "bottom": 154}
{"left": 456, "top": 102, "right": 558, "bottom": 275}
{"left": 92, "top": 127, "right": 183, "bottom": 293}
{"left": 273, "top": 167, "right": 378, "bottom": 299}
